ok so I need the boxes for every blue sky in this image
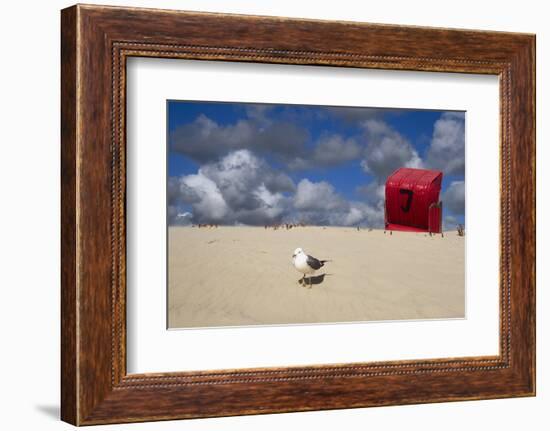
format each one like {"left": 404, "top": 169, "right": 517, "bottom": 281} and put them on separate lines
{"left": 167, "top": 101, "right": 465, "bottom": 228}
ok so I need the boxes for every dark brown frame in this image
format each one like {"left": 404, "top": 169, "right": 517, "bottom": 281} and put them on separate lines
{"left": 61, "top": 4, "right": 536, "bottom": 426}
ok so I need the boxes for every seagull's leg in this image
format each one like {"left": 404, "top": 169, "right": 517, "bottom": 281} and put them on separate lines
{"left": 299, "top": 274, "right": 305, "bottom": 285}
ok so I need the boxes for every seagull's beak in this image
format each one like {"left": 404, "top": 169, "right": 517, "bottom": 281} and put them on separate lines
{"left": 292, "top": 253, "right": 296, "bottom": 258}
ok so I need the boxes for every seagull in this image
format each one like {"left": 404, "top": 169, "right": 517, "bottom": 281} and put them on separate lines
{"left": 292, "top": 248, "right": 330, "bottom": 288}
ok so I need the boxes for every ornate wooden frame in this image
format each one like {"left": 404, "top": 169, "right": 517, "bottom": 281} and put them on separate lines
{"left": 61, "top": 4, "right": 535, "bottom": 425}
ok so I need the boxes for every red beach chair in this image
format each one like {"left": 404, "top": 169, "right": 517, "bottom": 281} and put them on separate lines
{"left": 384, "top": 167, "right": 443, "bottom": 235}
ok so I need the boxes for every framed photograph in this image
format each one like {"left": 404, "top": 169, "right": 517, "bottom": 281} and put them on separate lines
{"left": 61, "top": 4, "right": 535, "bottom": 425}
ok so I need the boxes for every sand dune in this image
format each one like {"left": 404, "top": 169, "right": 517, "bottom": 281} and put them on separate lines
{"left": 168, "top": 226, "right": 465, "bottom": 328}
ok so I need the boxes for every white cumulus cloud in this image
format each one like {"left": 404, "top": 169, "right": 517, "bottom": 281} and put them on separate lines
{"left": 169, "top": 150, "right": 293, "bottom": 225}
{"left": 442, "top": 180, "right": 465, "bottom": 215}
{"left": 360, "top": 119, "right": 423, "bottom": 181}
{"left": 426, "top": 112, "right": 465, "bottom": 175}
{"left": 293, "top": 179, "right": 383, "bottom": 227}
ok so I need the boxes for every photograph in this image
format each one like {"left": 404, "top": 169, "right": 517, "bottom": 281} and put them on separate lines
{"left": 167, "top": 101, "right": 466, "bottom": 328}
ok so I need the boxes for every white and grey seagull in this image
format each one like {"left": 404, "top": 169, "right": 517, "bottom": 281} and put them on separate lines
{"left": 292, "top": 248, "right": 330, "bottom": 288}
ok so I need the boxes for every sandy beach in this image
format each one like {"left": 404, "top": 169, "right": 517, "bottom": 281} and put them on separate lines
{"left": 168, "top": 226, "right": 465, "bottom": 328}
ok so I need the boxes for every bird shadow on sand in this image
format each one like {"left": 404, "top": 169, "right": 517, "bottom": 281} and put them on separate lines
{"left": 299, "top": 273, "right": 331, "bottom": 287}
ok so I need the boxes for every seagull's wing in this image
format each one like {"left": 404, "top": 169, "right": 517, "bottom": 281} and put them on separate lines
{"left": 306, "top": 255, "right": 324, "bottom": 270}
